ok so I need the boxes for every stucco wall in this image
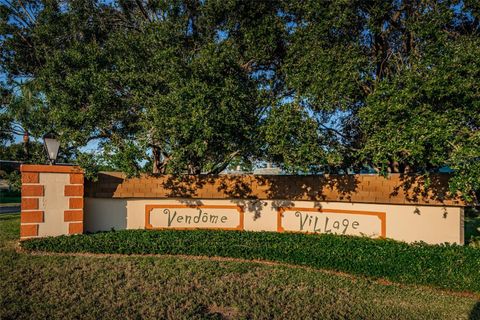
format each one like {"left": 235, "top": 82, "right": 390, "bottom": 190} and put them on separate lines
{"left": 20, "top": 167, "right": 466, "bottom": 243}
{"left": 84, "top": 198, "right": 464, "bottom": 244}
{"left": 38, "top": 173, "right": 70, "bottom": 237}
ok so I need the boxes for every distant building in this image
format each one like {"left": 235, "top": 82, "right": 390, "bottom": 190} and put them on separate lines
{"left": 220, "top": 162, "right": 283, "bottom": 175}
{"left": 253, "top": 162, "right": 282, "bottom": 175}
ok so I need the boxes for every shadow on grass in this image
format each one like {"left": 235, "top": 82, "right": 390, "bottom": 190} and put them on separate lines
{"left": 0, "top": 213, "right": 20, "bottom": 222}
{"left": 469, "top": 302, "right": 480, "bottom": 320}
{"left": 193, "top": 304, "right": 237, "bottom": 320}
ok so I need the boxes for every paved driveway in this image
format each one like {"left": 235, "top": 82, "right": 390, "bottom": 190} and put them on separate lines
{"left": 0, "top": 206, "right": 20, "bottom": 214}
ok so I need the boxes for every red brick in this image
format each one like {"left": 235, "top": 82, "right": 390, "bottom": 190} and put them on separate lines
{"left": 22, "top": 172, "right": 39, "bottom": 184}
{"left": 85, "top": 172, "right": 464, "bottom": 206}
{"left": 21, "top": 164, "right": 82, "bottom": 174}
{"left": 20, "top": 224, "right": 38, "bottom": 237}
{"left": 133, "top": 192, "right": 146, "bottom": 197}
{"left": 69, "top": 222, "right": 83, "bottom": 234}
{"left": 64, "top": 185, "right": 84, "bottom": 196}
{"left": 21, "top": 211, "right": 44, "bottom": 223}
{"left": 22, "top": 185, "right": 44, "bottom": 197}
{"left": 69, "top": 198, "right": 84, "bottom": 209}
{"left": 64, "top": 210, "right": 83, "bottom": 222}
{"left": 70, "top": 173, "right": 84, "bottom": 185}
{"left": 21, "top": 198, "right": 39, "bottom": 210}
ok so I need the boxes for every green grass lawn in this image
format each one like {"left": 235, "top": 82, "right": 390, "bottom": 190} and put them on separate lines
{"left": 1, "top": 213, "right": 480, "bottom": 319}
{"left": 23, "top": 228, "right": 480, "bottom": 293}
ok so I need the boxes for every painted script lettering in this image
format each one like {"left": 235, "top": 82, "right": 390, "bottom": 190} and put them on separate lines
{"left": 163, "top": 208, "right": 229, "bottom": 227}
{"left": 294, "top": 211, "right": 360, "bottom": 234}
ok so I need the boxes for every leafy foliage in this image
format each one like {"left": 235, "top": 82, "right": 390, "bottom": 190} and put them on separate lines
{"left": 282, "top": 0, "right": 480, "bottom": 200}
{"left": 1, "top": 0, "right": 267, "bottom": 175}
{"left": 0, "top": 141, "right": 46, "bottom": 164}
{"left": 1, "top": 0, "right": 479, "bottom": 200}
{"left": 263, "top": 103, "right": 341, "bottom": 172}
{"left": 22, "top": 229, "right": 480, "bottom": 293}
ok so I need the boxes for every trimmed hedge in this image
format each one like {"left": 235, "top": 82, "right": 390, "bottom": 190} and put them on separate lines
{"left": 0, "top": 189, "right": 20, "bottom": 204}
{"left": 22, "top": 230, "right": 480, "bottom": 293}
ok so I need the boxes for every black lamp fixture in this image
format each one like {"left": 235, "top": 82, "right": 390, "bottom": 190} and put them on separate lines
{"left": 42, "top": 131, "right": 60, "bottom": 164}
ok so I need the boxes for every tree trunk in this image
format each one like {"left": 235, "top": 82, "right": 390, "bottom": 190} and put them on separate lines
{"left": 152, "top": 146, "right": 162, "bottom": 174}
{"left": 187, "top": 163, "right": 202, "bottom": 175}
{"left": 23, "top": 133, "right": 29, "bottom": 160}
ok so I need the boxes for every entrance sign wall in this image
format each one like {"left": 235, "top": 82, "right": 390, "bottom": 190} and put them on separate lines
{"left": 21, "top": 167, "right": 466, "bottom": 244}
{"left": 83, "top": 198, "right": 463, "bottom": 244}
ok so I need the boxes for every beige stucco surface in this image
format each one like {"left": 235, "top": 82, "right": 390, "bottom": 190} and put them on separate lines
{"left": 84, "top": 198, "right": 127, "bottom": 232}
{"left": 84, "top": 198, "right": 464, "bottom": 244}
{"left": 38, "top": 173, "right": 69, "bottom": 237}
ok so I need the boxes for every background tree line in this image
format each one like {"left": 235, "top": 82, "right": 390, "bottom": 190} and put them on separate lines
{"left": 1, "top": 0, "right": 479, "bottom": 201}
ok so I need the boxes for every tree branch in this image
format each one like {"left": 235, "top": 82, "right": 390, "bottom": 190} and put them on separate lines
{"left": 207, "top": 150, "right": 241, "bottom": 175}
{"left": 17, "top": 0, "right": 36, "bottom": 25}
{"left": 134, "top": 0, "right": 151, "bottom": 22}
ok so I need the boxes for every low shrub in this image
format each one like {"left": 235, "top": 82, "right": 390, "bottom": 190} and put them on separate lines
{"left": 22, "top": 230, "right": 480, "bottom": 293}
{"left": 0, "top": 189, "right": 20, "bottom": 203}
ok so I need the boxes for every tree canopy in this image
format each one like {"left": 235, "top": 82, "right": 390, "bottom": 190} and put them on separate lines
{"left": 1, "top": 0, "right": 479, "bottom": 201}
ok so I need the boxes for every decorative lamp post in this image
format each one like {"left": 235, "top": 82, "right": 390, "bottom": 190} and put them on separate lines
{"left": 42, "top": 131, "right": 60, "bottom": 164}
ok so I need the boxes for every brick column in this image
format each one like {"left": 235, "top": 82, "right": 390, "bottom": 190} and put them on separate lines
{"left": 65, "top": 173, "right": 84, "bottom": 234}
{"left": 20, "top": 165, "right": 84, "bottom": 240}
{"left": 20, "top": 169, "right": 42, "bottom": 238}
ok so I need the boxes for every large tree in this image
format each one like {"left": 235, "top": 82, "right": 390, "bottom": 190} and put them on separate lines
{"left": 1, "top": 0, "right": 282, "bottom": 175}
{"left": 278, "top": 0, "right": 479, "bottom": 200}
{"left": 1, "top": 0, "right": 479, "bottom": 201}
